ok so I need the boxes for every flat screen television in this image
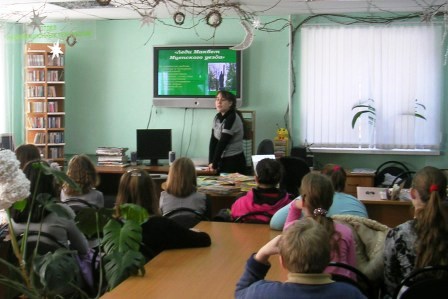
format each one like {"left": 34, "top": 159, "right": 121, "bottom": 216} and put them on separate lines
{"left": 153, "top": 45, "right": 242, "bottom": 108}
{"left": 136, "top": 129, "right": 172, "bottom": 166}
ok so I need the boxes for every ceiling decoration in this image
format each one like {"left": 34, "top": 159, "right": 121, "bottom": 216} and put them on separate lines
{"left": 2, "top": 1, "right": 448, "bottom": 50}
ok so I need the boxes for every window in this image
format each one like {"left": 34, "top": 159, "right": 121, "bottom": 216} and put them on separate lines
{"left": 298, "top": 24, "right": 442, "bottom": 152}
{"left": 0, "top": 27, "right": 6, "bottom": 135}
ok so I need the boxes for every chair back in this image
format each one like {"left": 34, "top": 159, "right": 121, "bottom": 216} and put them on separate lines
{"left": 393, "top": 265, "right": 448, "bottom": 299}
{"left": 63, "top": 198, "right": 99, "bottom": 213}
{"left": 328, "top": 261, "right": 376, "bottom": 299}
{"left": 163, "top": 207, "right": 208, "bottom": 228}
{"left": 16, "top": 230, "right": 67, "bottom": 257}
{"left": 256, "top": 139, "right": 274, "bottom": 155}
{"left": 278, "top": 156, "right": 310, "bottom": 198}
{"left": 374, "top": 161, "right": 410, "bottom": 187}
{"left": 389, "top": 171, "right": 415, "bottom": 189}
{"left": 233, "top": 211, "right": 273, "bottom": 224}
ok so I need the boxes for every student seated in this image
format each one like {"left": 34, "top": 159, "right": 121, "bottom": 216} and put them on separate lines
{"left": 235, "top": 217, "right": 366, "bottom": 299}
{"left": 230, "top": 158, "right": 291, "bottom": 223}
{"left": 14, "top": 143, "right": 41, "bottom": 169}
{"left": 270, "top": 163, "right": 368, "bottom": 230}
{"left": 61, "top": 154, "right": 104, "bottom": 208}
{"left": 115, "top": 168, "right": 211, "bottom": 260}
{"left": 284, "top": 173, "right": 357, "bottom": 279}
{"left": 10, "top": 160, "right": 93, "bottom": 292}
{"left": 159, "top": 157, "right": 207, "bottom": 217}
{"left": 383, "top": 166, "right": 448, "bottom": 298}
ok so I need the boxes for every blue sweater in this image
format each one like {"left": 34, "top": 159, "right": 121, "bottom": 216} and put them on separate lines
{"left": 270, "top": 192, "right": 368, "bottom": 231}
{"left": 235, "top": 255, "right": 367, "bottom": 299}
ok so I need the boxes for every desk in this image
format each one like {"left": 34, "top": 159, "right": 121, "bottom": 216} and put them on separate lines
{"left": 345, "top": 172, "right": 375, "bottom": 197}
{"left": 360, "top": 198, "right": 413, "bottom": 228}
{"left": 96, "top": 165, "right": 212, "bottom": 196}
{"left": 96, "top": 166, "right": 246, "bottom": 216}
{"left": 101, "top": 222, "right": 283, "bottom": 299}
{"left": 97, "top": 167, "right": 409, "bottom": 226}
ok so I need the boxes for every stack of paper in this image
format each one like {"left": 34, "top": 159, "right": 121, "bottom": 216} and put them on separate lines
{"left": 96, "top": 147, "right": 129, "bottom": 167}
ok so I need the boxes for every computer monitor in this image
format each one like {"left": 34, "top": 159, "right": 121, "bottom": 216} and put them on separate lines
{"left": 0, "top": 134, "right": 15, "bottom": 151}
{"left": 136, "top": 129, "right": 172, "bottom": 166}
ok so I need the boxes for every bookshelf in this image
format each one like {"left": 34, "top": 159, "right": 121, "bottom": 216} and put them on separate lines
{"left": 25, "top": 43, "right": 66, "bottom": 166}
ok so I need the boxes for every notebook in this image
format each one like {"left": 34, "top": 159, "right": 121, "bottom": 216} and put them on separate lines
{"left": 251, "top": 155, "right": 276, "bottom": 176}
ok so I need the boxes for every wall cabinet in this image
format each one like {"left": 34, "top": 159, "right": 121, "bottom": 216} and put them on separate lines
{"left": 25, "top": 43, "right": 65, "bottom": 166}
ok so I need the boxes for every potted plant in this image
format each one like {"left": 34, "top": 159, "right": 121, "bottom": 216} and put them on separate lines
{"left": 0, "top": 149, "right": 147, "bottom": 298}
{"left": 351, "top": 98, "right": 376, "bottom": 129}
{"left": 351, "top": 98, "right": 376, "bottom": 148}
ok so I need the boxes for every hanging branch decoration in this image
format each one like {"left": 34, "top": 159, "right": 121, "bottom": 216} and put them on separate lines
{"left": 66, "top": 33, "right": 77, "bottom": 47}
{"left": 96, "top": 0, "right": 112, "bottom": 6}
{"left": 230, "top": 20, "right": 254, "bottom": 51}
{"left": 205, "top": 10, "right": 222, "bottom": 27}
{"left": 140, "top": 11, "right": 156, "bottom": 28}
{"left": 29, "top": 9, "right": 47, "bottom": 33}
{"left": 48, "top": 40, "right": 63, "bottom": 59}
{"left": 252, "top": 17, "right": 262, "bottom": 29}
{"left": 173, "top": 12, "right": 186, "bottom": 25}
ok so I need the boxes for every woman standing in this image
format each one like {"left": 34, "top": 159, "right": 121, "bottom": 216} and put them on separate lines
{"left": 208, "top": 90, "right": 246, "bottom": 174}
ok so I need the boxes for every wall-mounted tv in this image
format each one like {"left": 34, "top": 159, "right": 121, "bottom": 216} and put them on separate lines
{"left": 153, "top": 45, "right": 242, "bottom": 108}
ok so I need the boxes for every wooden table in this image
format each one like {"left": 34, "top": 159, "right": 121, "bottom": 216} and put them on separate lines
{"left": 96, "top": 165, "right": 212, "bottom": 195}
{"left": 101, "top": 222, "right": 283, "bottom": 299}
{"left": 360, "top": 198, "right": 413, "bottom": 228}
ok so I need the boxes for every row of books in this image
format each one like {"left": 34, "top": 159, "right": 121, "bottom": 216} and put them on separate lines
{"left": 33, "top": 132, "right": 64, "bottom": 144}
{"left": 27, "top": 70, "right": 45, "bottom": 82}
{"left": 26, "top": 54, "right": 65, "bottom": 67}
{"left": 47, "top": 70, "right": 64, "bottom": 81}
{"left": 27, "top": 116, "right": 64, "bottom": 129}
{"left": 26, "top": 86, "right": 61, "bottom": 98}
{"left": 96, "top": 147, "right": 129, "bottom": 167}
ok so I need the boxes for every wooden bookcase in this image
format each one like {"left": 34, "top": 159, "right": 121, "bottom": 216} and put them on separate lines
{"left": 24, "top": 43, "right": 65, "bottom": 166}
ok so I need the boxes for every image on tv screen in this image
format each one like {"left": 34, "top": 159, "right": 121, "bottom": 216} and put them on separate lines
{"left": 155, "top": 47, "right": 240, "bottom": 98}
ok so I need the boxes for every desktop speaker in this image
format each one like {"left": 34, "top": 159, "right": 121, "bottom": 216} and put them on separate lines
{"left": 169, "top": 151, "right": 176, "bottom": 165}
{"left": 130, "top": 151, "right": 137, "bottom": 166}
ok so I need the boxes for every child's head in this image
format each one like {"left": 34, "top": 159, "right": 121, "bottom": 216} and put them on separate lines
{"left": 321, "top": 164, "right": 347, "bottom": 192}
{"left": 255, "top": 158, "right": 283, "bottom": 187}
{"left": 116, "top": 168, "right": 159, "bottom": 215}
{"left": 165, "top": 157, "right": 197, "bottom": 197}
{"left": 300, "top": 172, "right": 334, "bottom": 216}
{"left": 279, "top": 217, "right": 331, "bottom": 273}
{"left": 64, "top": 154, "right": 99, "bottom": 195}
{"left": 411, "top": 166, "right": 448, "bottom": 268}
{"left": 15, "top": 144, "right": 41, "bottom": 169}
{"left": 11, "top": 160, "right": 57, "bottom": 223}
{"left": 412, "top": 166, "right": 447, "bottom": 205}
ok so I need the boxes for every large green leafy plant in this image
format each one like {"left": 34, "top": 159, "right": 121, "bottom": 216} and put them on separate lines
{"left": 0, "top": 150, "right": 148, "bottom": 298}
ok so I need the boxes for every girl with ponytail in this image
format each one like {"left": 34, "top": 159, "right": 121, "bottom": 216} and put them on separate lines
{"left": 383, "top": 166, "right": 448, "bottom": 298}
{"left": 284, "top": 173, "right": 357, "bottom": 279}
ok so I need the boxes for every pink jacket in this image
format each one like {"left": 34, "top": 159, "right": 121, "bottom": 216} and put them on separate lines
{"left": 231, "top": 188, "right": 291, "bottom": 223}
